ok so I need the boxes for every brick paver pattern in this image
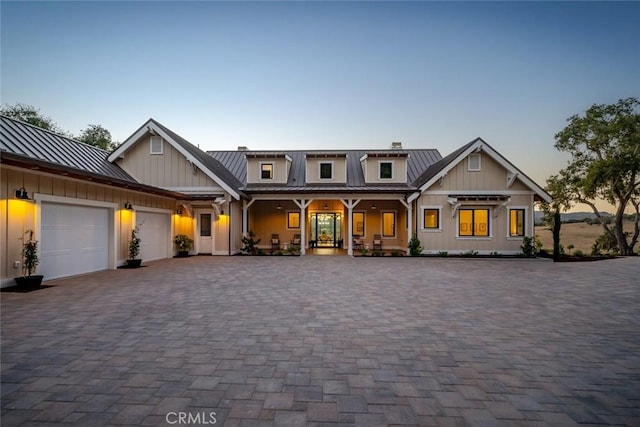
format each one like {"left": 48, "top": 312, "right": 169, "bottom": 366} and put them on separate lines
{"left": 1, "top": 256, "right": 639, "bottom": 426}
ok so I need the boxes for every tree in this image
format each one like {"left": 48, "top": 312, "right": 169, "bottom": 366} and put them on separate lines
{"left": 78, "top": 124, "right": 115, "bottom": 151}
{"left": 548, "top": 97, "right": 640, "bottom": 255}
{"left": 0, "top": 103, "right": 64, "bottom": 133}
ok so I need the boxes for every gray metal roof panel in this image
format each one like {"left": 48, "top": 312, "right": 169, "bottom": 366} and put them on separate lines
{"left": 0, "top": 116, "right": 135, "bottom": 181}
{"left": 412, "top": 140, "right": 478, "bottom": 188}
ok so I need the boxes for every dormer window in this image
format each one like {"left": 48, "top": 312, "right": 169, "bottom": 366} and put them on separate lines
{"left": 320, "top": 162, "right": 333, "bottom": 179}
{"left": 468, "top": 154, "right": 481, "bottom": 171}
{"left": 261, "top": 163, "right": 273, "bottom": 180}
{"left": 150, "top": 136, "right": 163, "bottom": 155}
{"left": 379, "top": 162, "right": 393, "bottom": 179}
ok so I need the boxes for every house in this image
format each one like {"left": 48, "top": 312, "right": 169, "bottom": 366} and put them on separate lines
{"left": 1, "top": 116, "right": 551, "bottom": 286}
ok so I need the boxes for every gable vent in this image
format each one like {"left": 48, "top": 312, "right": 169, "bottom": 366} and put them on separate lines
{"left": 150, "top": 136, "right": 163, "bottom": 155}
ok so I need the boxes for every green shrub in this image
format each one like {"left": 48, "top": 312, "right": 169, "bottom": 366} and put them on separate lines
{"left": 241, "top": 230, "right": 261, "bottom": 255}
{"left": 408, "top": 233, "right": 423, "bottom": 256}
{"left": 438, "top": 251, "right": 448, "bottom": 257}
{"left": 128, "top": 227, "right": 141, "bottom": 260}
{"left": 573, "top": 249, "right": 585, "bottom": 257}
{"left": 390, "top": 249, "right": 402, "bottom": 257}
{"left": 371, "top": 250, "right": 383, "bottom": 257}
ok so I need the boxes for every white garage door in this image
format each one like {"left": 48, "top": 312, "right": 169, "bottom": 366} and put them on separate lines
{"left": 136, "top": 211, "right": 170, "bottom": 261}
{"left": 41, "top": 203, "right": 110, "bottom": 280}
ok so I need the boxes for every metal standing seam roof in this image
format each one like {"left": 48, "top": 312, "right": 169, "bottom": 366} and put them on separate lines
{"left": 0, "top": 115, "right": 135, "bottom": 182}
{"left": 208, "top": 148, "right": 443, "bottom": 191}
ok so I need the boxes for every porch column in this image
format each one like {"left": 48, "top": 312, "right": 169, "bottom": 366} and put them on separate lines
{"left": 242, "top": 199, "right": 255, "bottom": 236}
{"left": 400, "top": 198, "right": 412, "bottom": 256}
{"left": 341, "top": 199, "right": 361, "bottom": 256}
{"left": 294, "top": 199, "right": 312, "bottom": 255}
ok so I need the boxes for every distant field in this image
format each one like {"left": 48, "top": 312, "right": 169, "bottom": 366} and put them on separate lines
{"left": 535, "top": 219, "right": 636, "bottom": 254}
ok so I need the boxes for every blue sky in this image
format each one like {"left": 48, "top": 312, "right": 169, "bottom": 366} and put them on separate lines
{"left": 2, "top": 1, "right": 639, "bottom": 198}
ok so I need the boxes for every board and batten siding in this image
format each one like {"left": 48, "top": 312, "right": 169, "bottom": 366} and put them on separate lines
{"left": 363, "top": 157, "right": 408, "bottom": 184}
{"left": 115, "top": 136, "right": 218, "bottom": 189}
{"left": 415, "top": 153, "right": 537, "bottom": 254}
{"left": 246, "top": 158, "right": 290, "bottom": 184}
{"left": 0, "top": 167, "right": 176, "bottom": 285}
{"left": 306, "top": 158, "right": 347, "bottom": 184}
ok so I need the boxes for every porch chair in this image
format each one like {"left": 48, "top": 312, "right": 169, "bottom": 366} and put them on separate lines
{"left": 373, "top": 234, "right": 383, "bottom": 251}
{"left": 353, "top": 234, "right": 363, "bottom": 250}
{"left": 271, "top": 234, "right": 280, "bottom": 252}
{"left": 291, "top": 234, "right": 301, "bottom": 249}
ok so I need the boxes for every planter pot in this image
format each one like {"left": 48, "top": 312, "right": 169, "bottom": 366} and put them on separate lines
{"left": 177, "top": 251, "right": 189, "bottom": 258}
{"left": 126, "top": 259, "right": 142, "bottom": 268}
{"left": 15, "top": 275, "right": 44, "bottom": 289}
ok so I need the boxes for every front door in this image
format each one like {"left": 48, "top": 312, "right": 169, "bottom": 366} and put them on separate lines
{"left": 197, "top": 211, "right": 213, "bottom": 254}
{"left": 310, "top": 213, "right": 342, "bottom": 247}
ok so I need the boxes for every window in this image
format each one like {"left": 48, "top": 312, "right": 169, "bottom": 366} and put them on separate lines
{"left": 261, "top": 163, "right": 273, "bottom": 180}
{"left": 200, "top": 214, "right": 211, "bottom": 237}
{"left": 468, "top": 154, "right": 481, "bottom": 171}
{"left": 150, "top": 136, "right": 163, "bottom": 155}
{"left": 423, "top": 208, "right": 440, "bottom": 229}
{"left": 379, "top": 162, "right": 393, "bottom": 179}
{"left": 509, "top": 209, "right": 525, "bottom": 237}
{"left": 287, "top": 212, "right": 300, "bottom": 229}
{"left": 320, "top": 162, "right": 333, "bottom": 179}
{"left": 459, "top": 209, "right": 489, "bottom": 237}
{"left": 352, "top": 211, "right": 365, "bottom": 236}
{"left": 382, "top": 212, "right": 396, "bottom": 237}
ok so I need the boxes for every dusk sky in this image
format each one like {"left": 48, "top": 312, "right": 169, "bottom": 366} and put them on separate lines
{"left": 2, "top": 1, "right": 639, "bottom": 200}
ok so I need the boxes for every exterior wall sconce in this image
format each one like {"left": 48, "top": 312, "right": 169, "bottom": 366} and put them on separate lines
{"left": 176, "top": 208, "right": 183, "bottom": 215}
{"left": 124, "top": 202, "right": 134, "bottom": 210}
{"left": 220, "top": 209, "right": 224, "bottom": 215}
{"left": 15, "top": 187, "right": 30, "bottom": 200}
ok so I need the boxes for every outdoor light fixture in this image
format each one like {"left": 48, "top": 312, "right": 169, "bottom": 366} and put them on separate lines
{"left": 124, "top": 202, "right": 134, "bottom": 210}
{"left": 15, "top": 187, "right": 30, "bottom": 200}
{"left": 176, "top": 208, "right": 183, "bottom": 215}
{"left": 371, "top": 203, "right": 377, "bottom": 210}
{"left": 276, "top": 203, "right": 282, "bottom": 210}
{"left": 323, "top": 203, "right": 329, "bottom": 210}
{"left": 220, "top": 209, "right": 224, "bottom": 215}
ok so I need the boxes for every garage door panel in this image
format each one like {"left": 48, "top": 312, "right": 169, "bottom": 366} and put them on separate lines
{"left": 41, "top": 203, "right": 109, "bottom": 280}
{"left": 136, "top": 212, "right": 170, "bottom": 261}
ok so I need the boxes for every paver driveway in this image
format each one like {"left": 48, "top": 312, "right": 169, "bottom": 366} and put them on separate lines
{"left": 2, "top": 256, "right": 639, "bottom": 426}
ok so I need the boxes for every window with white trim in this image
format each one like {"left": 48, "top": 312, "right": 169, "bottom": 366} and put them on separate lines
{"left": 468, "top": 154, "right": 481, "bottom": 171}
{"left": 509, "top": 208, "right": 525, "bottom": 237}
{"left": 320, "top": 162, "right": 333, "bottom": 179}
{"left": 150, "top": 136, "right": 163, "bottom": 155}
{"left": 287, "top": 211, "right": 300, "bottom": 229}
{"left": 423, "top": 207, "right": 441, "bottom": 230}
{"left": 260, "top": 163, "right": 273, "bottom": 180}
{"left": 379, "top": 162, "right": 393, "bottom": 179}
{"left": 458, "top": 208, "right": 489, "bottom": 237}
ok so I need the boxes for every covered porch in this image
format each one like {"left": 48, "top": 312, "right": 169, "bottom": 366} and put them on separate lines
{"left": 242, "top": 194, "right": 414, "bottom": 255}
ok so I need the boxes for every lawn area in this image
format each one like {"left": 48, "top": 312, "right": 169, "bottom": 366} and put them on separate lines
{"left": 535, "top": 219, "right": 637, "bottom": 254}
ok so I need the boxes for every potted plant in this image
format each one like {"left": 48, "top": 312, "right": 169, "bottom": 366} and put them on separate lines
{"left": 127, "top": 226, "right": 142, "bottom": 268}
{"left": 174, "top": 234, "right": 194, "bottom": 257}
{"left": 15, "top": 230, "right": 43, "bottom": 289}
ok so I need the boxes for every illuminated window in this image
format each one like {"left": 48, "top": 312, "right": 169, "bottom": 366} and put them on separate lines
{"left": 287, "top": 212, "right": 300, "bottom": 229}
{"left": 352, "top": 211, "right": 365, "bottom": 236}
{"left": 261, "top": 163, "right": 273, "bottom": 180}
{"left": 509, "top": 209, "right": 525, "bottom": 237}
{"left": 320, "top": 162, "right": 333, "bottom": 179}
{"left": 382, "top": 212, "right": 396, "bottom": 237}
{"left": 423, "top": 208, "right": 440, "bottom": 229}
{"left": 379, "top": 162, "right": 393, "bottom": 179}
{"left": 459, "top": 209, "right": 489, "bottom": 237}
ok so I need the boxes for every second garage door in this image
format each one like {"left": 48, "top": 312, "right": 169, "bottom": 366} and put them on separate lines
{"left": 136, "top": 211, "right": 170, "bottom": 261}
